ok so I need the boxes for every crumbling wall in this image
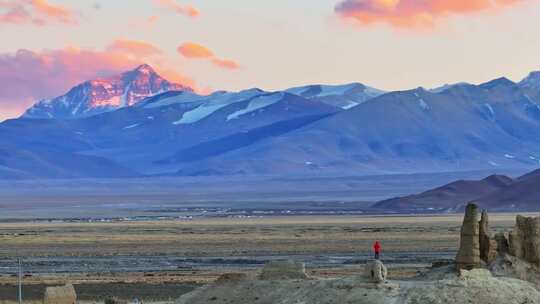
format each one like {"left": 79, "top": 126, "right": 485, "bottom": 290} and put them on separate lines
{"left": 43, "top": 284, "right": 76, "bottom": 304}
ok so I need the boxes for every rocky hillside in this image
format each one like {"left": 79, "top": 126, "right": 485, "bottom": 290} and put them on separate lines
{"left": 372, "top": 168, "right": 540, "bottom": 212}
{"left": 373, "top": 175, "right": 514, "bottom": 212}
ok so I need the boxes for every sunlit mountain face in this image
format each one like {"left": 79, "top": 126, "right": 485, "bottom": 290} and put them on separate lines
{"left": 23, "top": 64, "right": 191, "bottom": 120}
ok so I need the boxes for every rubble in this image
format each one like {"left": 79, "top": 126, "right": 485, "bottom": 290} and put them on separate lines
{"left": 43, "top": 284, "right": 76, "bottom": 304}
{"left": 259, "top": 260, "right": 308, "bottom": 280}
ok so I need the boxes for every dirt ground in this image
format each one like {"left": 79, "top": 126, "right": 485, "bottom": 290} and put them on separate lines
{"left": 0, "top": 214, "right": 529, "bottom": 301}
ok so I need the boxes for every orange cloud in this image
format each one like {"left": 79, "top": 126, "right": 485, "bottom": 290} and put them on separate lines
{"left": 335, "top": 0, "right": 525, "bottom": 29}
{"left": 0, "top": 43, "right": 198, "bottom": 119}
{"left": 107, "top": 39, "right": 162, "bottom": 58}
{"left": 177, "top": 42, "right": 214, "bottom": 58}
{"left": 178, "top": 42, "right": 240, "bottom": 71}
{"left": 154, "top": 0, "right": 199, "bottom": 18}
{"left": 0, "top": 0, "right": 76, "bottom": 26}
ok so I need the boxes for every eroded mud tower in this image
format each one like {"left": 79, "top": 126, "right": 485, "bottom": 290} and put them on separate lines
{"left": 509, "top": 215, "right": 540, "bottom": 267}
{"left": 456, "top": 203, "right": 481, "bottom": 270}
{"left": 479, "top": 210, "right": 498, "bottom": 264}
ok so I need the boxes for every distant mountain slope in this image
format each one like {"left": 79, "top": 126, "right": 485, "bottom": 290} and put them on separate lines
{"left": 0, "top": 145, "right": 139, "bottom": 179}
{"left": 168, "top": 76, "right": 540, "bottom": 176}
{"left": 371, "top": 166, "right": 540, "bottom": 212}
{"left": 372, "top": 175, "right": 513, "bottom": 212}
{"left": 1, "top": 86, "right": 341, "bottom": 177}
{"left": 476, "top": 168, "right": 540, "bottom": 211}
{"left": 23, "top": 64, "right": 190, "bottom": 119}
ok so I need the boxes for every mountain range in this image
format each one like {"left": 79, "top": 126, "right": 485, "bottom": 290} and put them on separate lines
{"left": 372, "top": 168, "right": 540, "bottom": 212}
{"left": 2, "top": 64, "right": 540, "bottom": 179}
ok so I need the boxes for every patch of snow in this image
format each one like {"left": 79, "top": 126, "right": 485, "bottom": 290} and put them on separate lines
{"left": 123, "top": 123, "right": 140, "bottom": 130}
{"left": 418, "top": 98, "right": 430, "bottom": 111}
{"left": 145, "top": 88, "right": 264, "bottom": 109}
{"left": 504, "top": 154, "right": 516, "bottom": 159}
{"left": 318, "top": 83, "right": 359, "bottom": 97}
{"left": 173, "top": 104, "right": 229, "bottom": 125}
{"left": 287, "top": 83, "right": 385, "bottom": 99}
{"left": 342, "top": 102, "right": 359, "bottom": 110}
{"left": 364, "top": 86, "right": 386, "bottom": 97}
{"left": 72, "top": 100, "right": 82, "bottom": 115}
{"left": 227, "top": 93, "right": 284, "bottom": 121}
{"left": 524, "top": 94, "right": 540, "bottom": 111}
{"left": 429, "top": 82, "right": 470, "bottom": 93}
{"left": 484, "top": 104, "right": 495, "bottom": 117}
{"left": 144, "top": 91, "right": 202, "bottom": 109}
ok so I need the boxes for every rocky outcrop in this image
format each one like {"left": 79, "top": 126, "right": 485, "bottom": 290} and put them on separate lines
{"left": 456, "top": 203, "right": 481, "bottom": 270}
{"left": 259, "top": 260, "right": 308, "bottom": 280}
{"left": 364, "top": 260, "right": 388, "bottom": 283}
{"left": 508, "top": 215, "right": 540, "bottom": 266}
{"left": 177, "top": 267, "right": 540, "bottom": 304}
{"left": 43, "top": 284, "right": 76, "bottom": 304}
{"left": 479, "top": 210, "right": 498, "bottom": 264}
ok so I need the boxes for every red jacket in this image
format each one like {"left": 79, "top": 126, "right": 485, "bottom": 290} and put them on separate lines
{"left": 373, "top": 241, "right": 381, "bottom": 253}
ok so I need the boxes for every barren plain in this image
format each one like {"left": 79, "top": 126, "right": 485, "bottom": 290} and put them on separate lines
{"left": 0, "top": 214, "right": 532, "bottom": 302}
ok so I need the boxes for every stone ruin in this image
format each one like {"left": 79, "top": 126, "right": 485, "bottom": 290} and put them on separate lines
{"left": 456, "top": 203, "right": 540, "bottom": 272}
{"left": 479, "top": 210, "right": 498, "bottom": 264}
{"left": 259, "top": 260, "right": 308, "bottom": 280}
{"left": 364, "top": 259, "right": 388, "bottom": 283}
{"left": 43, "top": 283, "right": 77, "bottom": 304}
{"left": 455, "top": 203, "right": 481, "bottom": 270}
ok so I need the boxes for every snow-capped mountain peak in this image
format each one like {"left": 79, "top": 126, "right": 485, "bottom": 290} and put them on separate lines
{"left": 23, "top": 64, "right": 191, "bottom": 119}
{"left": 520, "top": 71, "right": 540, "bottom": 91}
{"left": 285, "top": 82, "right": 385, "bottom": 109}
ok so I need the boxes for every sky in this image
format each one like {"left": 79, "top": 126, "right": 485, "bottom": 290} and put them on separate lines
{"left": 1, "top": 0, "right": 540, "bottom": 121}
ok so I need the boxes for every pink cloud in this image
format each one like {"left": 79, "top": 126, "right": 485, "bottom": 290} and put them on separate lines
{"left": 0, "top": 0, "right": 76, "bottom": 26}
{"left": 154, "top": 0, "right": 199, "bottom": 18}
{"left": 335, "top": 0, "right": 525, "bottom": 29}
{"left": 0, "top": 43, "right": 198, "bottom": 120}
{"left": 148, "top": 15, "right": 160, "bottom": 24}
{"left": 211, "top": 58, "right": 240, "bottom": 70}
{"left": 178, "top": 42, "right": 240, "bottom": 71}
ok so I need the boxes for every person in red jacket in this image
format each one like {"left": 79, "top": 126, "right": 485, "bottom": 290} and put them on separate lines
{"left": 373, "top": 241, "right": 381, "bottom": 260}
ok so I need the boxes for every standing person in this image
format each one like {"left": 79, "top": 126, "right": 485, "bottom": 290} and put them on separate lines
{"left": 373, "top": 241, "right": 381, "bottom": 260}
